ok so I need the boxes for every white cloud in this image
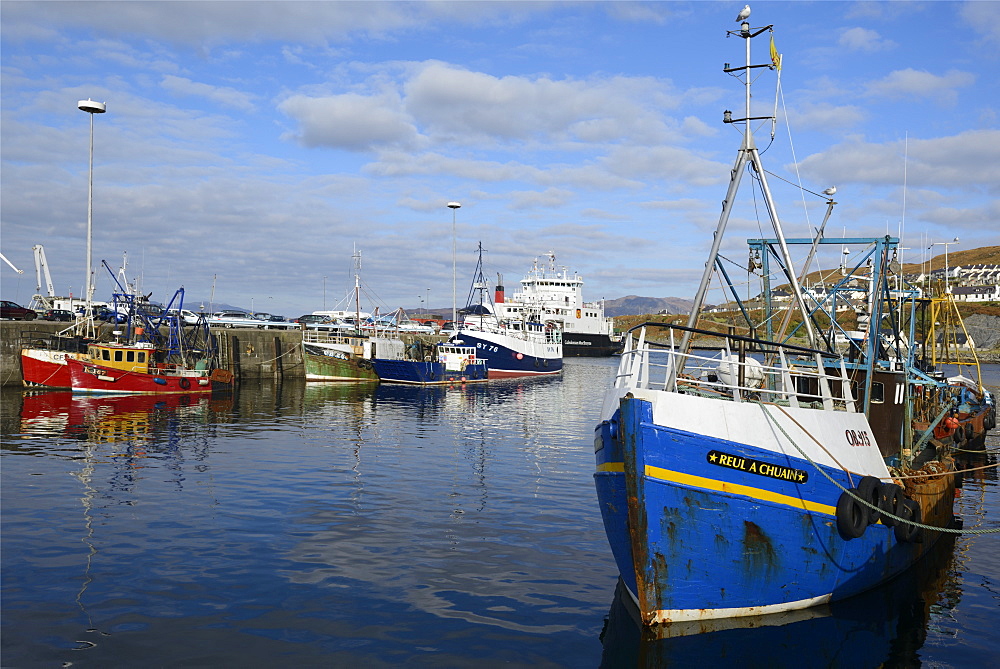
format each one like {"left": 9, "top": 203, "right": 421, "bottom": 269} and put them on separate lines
{"left": 865, "top": 68, "right": 975, "bottom": 105}
{"left": 279, "top": 92, "right": 421, "bottom": 151}
{"left": 838, "top": 27, "right": 896, "bottom": 52}
{"left": 161, "top": 75, "right": 257, "bottom": 112}
{"left": 788, "top": 103, "right": 868, "bottom": 132}
{"left": 796, "top": 130, "right": 1000, "bottom": 190}
{"left": 404, "top": 62, "right": 676, "bottom": 145}
{"left": 960, "top": 1, "right": 1000, "bottom": 45}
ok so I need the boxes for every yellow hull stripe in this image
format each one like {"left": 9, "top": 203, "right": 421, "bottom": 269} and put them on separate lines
{"left": 596, "top": 462, "right": 837, "bottom": 517}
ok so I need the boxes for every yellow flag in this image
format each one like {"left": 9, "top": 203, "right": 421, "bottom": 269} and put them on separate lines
{"left": 770, "top": 34, "right": 782, "bottom": 71}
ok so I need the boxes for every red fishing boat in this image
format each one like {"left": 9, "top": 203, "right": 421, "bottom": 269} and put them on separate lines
{"left": 21, "top": 340, "right": 90, "bottom": 388}
{"left": 67, "top": 340, "right": 232, "bottom": 394}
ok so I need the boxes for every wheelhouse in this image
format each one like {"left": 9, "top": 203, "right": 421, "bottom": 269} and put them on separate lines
{"left": 86, "top": 342, "right": 155, "bottom": 374}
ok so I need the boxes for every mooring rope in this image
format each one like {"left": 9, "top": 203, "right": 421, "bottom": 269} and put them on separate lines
{"left": 755, "top": 400, "right": 1000, "bottom": 536}
{"left": 256, "top": 346, "right": 298, "bottom": 366}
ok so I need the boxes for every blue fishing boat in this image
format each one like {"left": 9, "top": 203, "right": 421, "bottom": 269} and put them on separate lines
{"left": 371, "top": 341, "right": 488, "bottom": 385}
{"left": 451, "top": 243, "right": 562, "bottom": 379}
{"left": 593, "top": 12, "right": 988, "bottom": 626}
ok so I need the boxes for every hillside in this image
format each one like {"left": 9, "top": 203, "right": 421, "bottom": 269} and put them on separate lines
{"left": 906, "top": 245, "right": 1000, "bottom": 273}
{"left": 603, "top": 295, "right": 694, "bottom": 318}
{"left": 792, "top": 245, "right": 1000, "bottom": 287}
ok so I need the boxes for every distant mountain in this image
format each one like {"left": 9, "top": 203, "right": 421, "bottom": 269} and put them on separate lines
{"left": 604, "top": 295, "right": 694, "bottom": 318}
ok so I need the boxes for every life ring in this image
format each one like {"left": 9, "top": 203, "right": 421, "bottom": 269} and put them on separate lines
{"left": 877, "top": 483, "right": 904, "bottom": 527}
{"left": 856, "top": 476, "right": 882, "bottom": 525}
{"left": 179, "top": 377, "right": 190, "bottom": 389}
{"left": 894, "top": 499, "right": 922, "bottom": 543}
{"left": 836, "top": 488, "right": 867, "bottom": 539}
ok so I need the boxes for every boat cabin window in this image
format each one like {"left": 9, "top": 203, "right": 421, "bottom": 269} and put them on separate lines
{"left": 871, "top": 382, "right": 884, "bottom": 404}
{"left": 114, "top": 351, "right": 123, "bottom": 362}
{"left": 102, "top": 349, "right": 111, "bottom": 361}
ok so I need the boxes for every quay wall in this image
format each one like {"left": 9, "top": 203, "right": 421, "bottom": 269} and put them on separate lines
{"left": 0, "top": 321, "right": 444, "bottom": 387}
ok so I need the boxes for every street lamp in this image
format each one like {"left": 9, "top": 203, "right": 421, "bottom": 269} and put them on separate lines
{"left": 929, "top": 238, "right": 960, "bottom": 295}
{"left": 78, "top": 98, "right": 106, "bottom": 307}
{"left": 447, "top": 202, "right": 461, "bottom": 325}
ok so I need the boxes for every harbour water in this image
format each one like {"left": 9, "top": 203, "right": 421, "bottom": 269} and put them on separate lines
{"left": 2, "top": 358, "right": 997, "bottom": 667}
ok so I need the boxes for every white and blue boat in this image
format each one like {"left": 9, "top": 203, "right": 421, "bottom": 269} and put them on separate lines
{"left": 451, "top": 243, "right": 562, "bottom": 379}
{"left": 371, "top": 341, "right": 488, "bottom": 385}
{"left": 594, "top": 13, "right": 977, "bottom": 626}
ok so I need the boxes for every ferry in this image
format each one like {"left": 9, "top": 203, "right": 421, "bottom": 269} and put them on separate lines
{"left": 492, "top": 252, "right": 620, "bottom": 356}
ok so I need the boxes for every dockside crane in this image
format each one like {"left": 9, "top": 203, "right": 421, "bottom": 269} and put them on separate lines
{"left": 30, "top": 244, "right": 56, "bottom": 311}
{"left": 1, "top": 251, "right": 25, "bottom": 274}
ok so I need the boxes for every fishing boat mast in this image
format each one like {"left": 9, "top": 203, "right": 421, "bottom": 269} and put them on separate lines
{"left": 352, "top": 246, "right": 362, "bottom": 333}
{"left": 672, "top": 19, "right": 820, "bottom": 383}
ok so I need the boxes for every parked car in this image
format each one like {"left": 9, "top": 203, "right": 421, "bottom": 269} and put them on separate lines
{"left": 397, "top": 319, "right": 436, "bottom": 333}
{"left": 164, "top": 308, "right": 202, "bottom": 325}
{"left": 293, "top": 314, "right": 328, "bottom": 324}
{"left": 207, "top": 311, "right": 257, "bottom": 328}
{"left": 439, "top": 321, "right": 460, "bottom": 337}
{"left": 0, "top": 300, "right": 37, "bottom": 320}
{"left": 248, "top": 313, "right": 292, "bottom": 329}
{"left": 41, "top": 308, "right": 74, "bottom": 322}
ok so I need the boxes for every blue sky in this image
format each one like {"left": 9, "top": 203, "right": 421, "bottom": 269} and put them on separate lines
{"left": 2, "top": 1, "right": 998, "bottom": 317}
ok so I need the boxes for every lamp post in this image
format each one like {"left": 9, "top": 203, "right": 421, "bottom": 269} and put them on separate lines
{"left": 78, "top": 98, "right": 106, "bottom": 308}
{"left": 447, "top": 202, "right": 461, "bottom": 326}
{"left": 929, "top": 238, "right": 959, "bottom": 295}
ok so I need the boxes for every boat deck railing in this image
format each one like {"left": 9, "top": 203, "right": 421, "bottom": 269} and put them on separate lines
{"left": 615, "top": 323, "right": 856, "bottom": 412}
{"left": 303, "top": 329, "right": 363, "bottom": 346}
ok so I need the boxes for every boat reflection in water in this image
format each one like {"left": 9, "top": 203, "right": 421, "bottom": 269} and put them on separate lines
{"left": 19, "top": 391, "right": 230, "bottom": 443}
{"left": 599, "top": 526, "right": 961, "bottom": 668}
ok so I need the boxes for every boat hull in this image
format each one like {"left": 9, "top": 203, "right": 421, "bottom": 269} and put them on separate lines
{"left": 20, "top": 348, "right": 84, "bottom": 389}
{"left": 595, "top": 394, "right": 953, "bottom": 625}
{"left": 303, "top": 343, "right": 378, "bottom": 382}
{"left": 370, "top": 359, "right": 489, "bottom": 385}
{"left": 67, "top": 357, "right": 214, "bottom": 394}
{"left": 451, "top": 330, "right": 561, "bottom": 378}
{"left": 562, "top": 332, "right": 621, "bottom": 357}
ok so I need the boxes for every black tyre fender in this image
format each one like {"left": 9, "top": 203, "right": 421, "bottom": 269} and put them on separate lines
{"left": 856, "top": 476, "right": 882, "bottom": 525}
{"left": 878, "top": 483, "right": 905, "bottom": 527}
{"left": 836, "top": 488, "right": 867, "bottom": 539}
{"left": 894, "top": 499, "right": 923, "bottom": 543}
